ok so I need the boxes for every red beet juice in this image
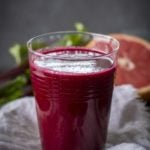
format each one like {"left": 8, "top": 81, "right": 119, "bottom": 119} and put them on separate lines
{"left": 30, "top": 47, "right": 115, "bottom": 150}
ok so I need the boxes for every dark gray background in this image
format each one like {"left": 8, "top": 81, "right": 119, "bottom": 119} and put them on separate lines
{"left": 0, "top": 0, "right": 150, "bottom": 72}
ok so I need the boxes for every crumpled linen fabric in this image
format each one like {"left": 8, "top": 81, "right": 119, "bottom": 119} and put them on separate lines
{"left": 0, "top": 85, "right": 149, "bottom": 150}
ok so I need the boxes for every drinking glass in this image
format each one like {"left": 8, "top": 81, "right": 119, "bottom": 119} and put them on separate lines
{"left": 27, "top": 31, "right": 119, "bottom": 150}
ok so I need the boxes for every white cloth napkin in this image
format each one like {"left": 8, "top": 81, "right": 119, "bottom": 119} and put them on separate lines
{"left": 0, "top": 85, "right": 149, "bottom": 150}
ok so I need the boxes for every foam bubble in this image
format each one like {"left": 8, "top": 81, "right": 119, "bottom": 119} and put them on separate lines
{"left": 34, "top": 51, "right": 113, "bottom": 73}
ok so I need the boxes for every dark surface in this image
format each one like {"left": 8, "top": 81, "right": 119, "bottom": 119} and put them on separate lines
{"left": 0, "top": 0, "right": 150, "bottom": 72}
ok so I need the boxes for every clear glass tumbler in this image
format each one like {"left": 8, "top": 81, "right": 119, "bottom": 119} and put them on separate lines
{"left": 27, "top": 31, "right": 119, "bottom": 150}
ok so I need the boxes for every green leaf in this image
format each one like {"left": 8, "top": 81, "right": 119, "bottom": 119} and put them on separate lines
{"left": 0, "top": 75, "right": 27, "bottom": 106}
{"left": 9, "top": 42, "right": 47, "bottom": 66}
{"left": 9, "top": 44, "right": 28, "bottom": 65}
{"left": 75, "top": 22, "right": 87, "bottom": 32}
{"left": 58, "top": 22, "right": 91, "bottom": 46}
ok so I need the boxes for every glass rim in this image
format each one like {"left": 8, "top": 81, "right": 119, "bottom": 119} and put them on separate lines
{"left": 27, "top": 31, "right": 120, "bottom": 60}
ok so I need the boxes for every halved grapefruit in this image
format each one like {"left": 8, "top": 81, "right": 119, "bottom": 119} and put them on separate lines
{"left": 111, "top": 34, "right": 150, "bottom": 88}
{"left": 86, "top": 33, "right": 150, "bottom": 88}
